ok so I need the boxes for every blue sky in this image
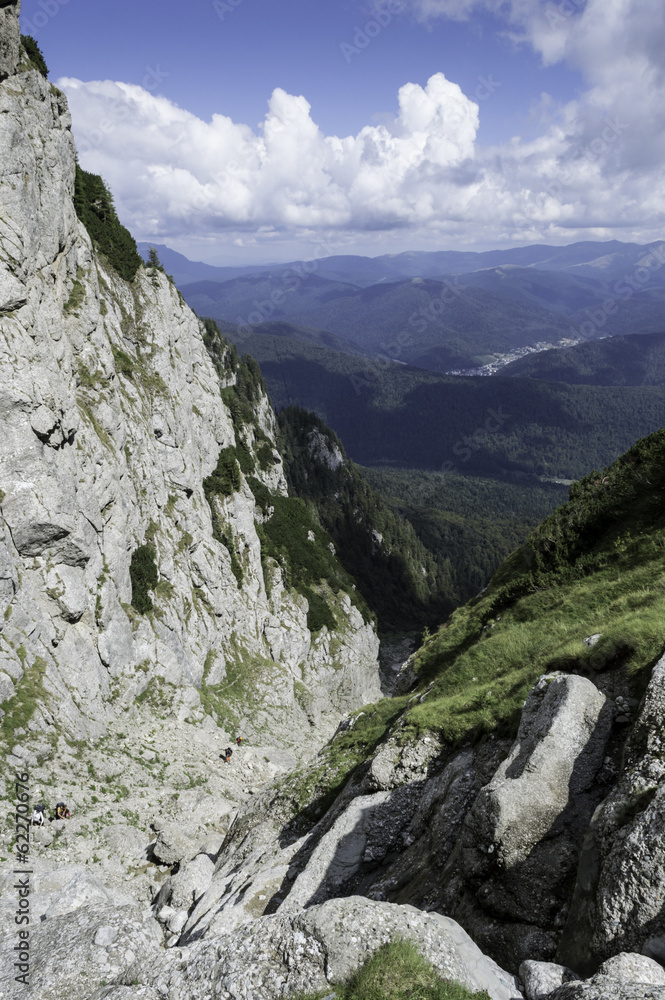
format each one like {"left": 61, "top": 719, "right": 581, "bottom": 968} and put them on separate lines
{"left": 19, "top": 0, "right": 665, "bottom": 263}
{"left": 20, "top": 0, "right": 582, "bottom": 142}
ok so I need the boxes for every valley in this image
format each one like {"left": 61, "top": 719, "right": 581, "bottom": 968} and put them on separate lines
{"left": 2, "top": 11, "right": 665, "bottom": 1000}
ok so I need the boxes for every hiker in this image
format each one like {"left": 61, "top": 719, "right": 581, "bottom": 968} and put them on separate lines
{"left": 54, "top": 802, "right": 71, "bottom": 820}
{"left": 30, "top": 804, "right": 45, "bottom": 827}
{"left": 235, "top": 736, "right": 243, "bottom": 746}
{"left": 222, "top": 747, "right": 233, "bottom": 764}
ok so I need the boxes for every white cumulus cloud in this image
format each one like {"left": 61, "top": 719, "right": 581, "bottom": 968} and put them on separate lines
{"left": 59, "top": 0, "right": 665, "bottom": 256}
{"left": 61, "top": 73, "right": 479, "bottom": 240}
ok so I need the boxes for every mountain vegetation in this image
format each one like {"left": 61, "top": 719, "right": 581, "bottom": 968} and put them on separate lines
{"left": 293, "top": 939, "right": 490, "bottom": 1000}
{"left": 277, "top": 407, "right": 451, "bottom": 632}
{"left": 278, "top": 428, "right": 665, "bottom": 824}
{"left": 360, "top": 466, "right": 568, "bottom": 610}
{"left": 182, "top": 272, "right": 575, "bottom": 371}
{"left": 223, "top": 331, "right": 665, "bottom": 480}
{"left": 502, "top": 328, "right": 665, "bottom": 385}
{"left": 73, "top": 165, "right": 143, "bottom": 281}
{"left": 20, "top": 34, "right": 48, "bottom": 76}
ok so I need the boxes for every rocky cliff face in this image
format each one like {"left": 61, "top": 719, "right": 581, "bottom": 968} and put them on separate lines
{"left": 2, "top": 9, "right": 664, "bottom": 1000}
{"left": 0, "top": 30, "right": 380, "bottom": 755}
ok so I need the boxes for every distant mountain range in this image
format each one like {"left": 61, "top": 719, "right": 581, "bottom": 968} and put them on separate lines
{"left": 139, "top": 239, "right": 665, "bottom": 288}
{"left": 140, "top": 240, "right": 665, "bottom": 373}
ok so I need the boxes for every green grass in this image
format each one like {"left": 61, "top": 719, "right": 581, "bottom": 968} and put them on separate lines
{"left": 199, "top": 641, "right": 283, "bottom": 730}
{"left": 64, "top": 277, "right": 86, "bottom": 315}
{"left": 0, "top": 656, "right": 48, "bottom": 745}
{"left": 403, "top": 529, "right": 665, "bottom": 743}
{"left": 277, "top": 695, "right": 409, "bottom": 832}
{"left": 77, "top": 402, "right": 113, "bottom": 450}
{"left": 265, "top": 429, "right": 665, "bottom": 829}
{"left": 129, "top": 543, "right": 158, "bottom": 614}
{"left": 290, "top": 939, "right": 490, "bottom": 1000}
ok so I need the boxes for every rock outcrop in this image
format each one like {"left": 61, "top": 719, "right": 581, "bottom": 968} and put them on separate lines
{"left": 0, "top": 1, "right": 20, "bottom": 81}
{"left": 558, "top": 655, "right": 665, "bottom": 973}
{"left": 0, "top": 25, "right": 380, "bottom": 757}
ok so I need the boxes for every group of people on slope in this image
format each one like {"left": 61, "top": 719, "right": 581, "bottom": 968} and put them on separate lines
{"left": 30, "top": 801, "right": 71, "bottom": 826}
{"left": 222, "top": 735, "right": 243, "bottom": 764}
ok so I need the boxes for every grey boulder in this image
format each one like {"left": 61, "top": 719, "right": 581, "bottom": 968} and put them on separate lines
{"left": 598, "top": 953, "right": 665, "bottom": 985}
{"left": 138, "top": 896, "right": 522, "bottom": 1000}
{"left": 0, "top": 902, "right": 162, "bottom": 1000}
{"left": 168, "top": 852, "right": 215, "bottom": 910}
{"left": 151, "top": 821, "right": 195, "bottom": 866}
{"left": 520, "top": 960, "right": 580, "bottom": 999}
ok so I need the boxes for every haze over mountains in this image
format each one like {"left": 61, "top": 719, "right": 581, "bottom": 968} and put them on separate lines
{"left": 140, "top": 240, "right": 665, "bottom": 375}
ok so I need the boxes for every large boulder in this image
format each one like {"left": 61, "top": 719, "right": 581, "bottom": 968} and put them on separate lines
{"left": 168, "top": 853, "right": 214, "bottom": 910}
{"left": 0, "top": 902, "right": 162, "bottom": 1000}
{"left": 598, "top": 954, "right": 665, "bottom": 985}
{"left": 137, "top": 896, "right": 522, "bottom": 1000}
{"left": 558, "top": 655, "right": 665, "bottom": 973}
{"left": 520, "top": 960, "right": 580, "bottom": 1000}
{"left": 280, "top": 788, "right": 416, "bottom": 912}
{"left": 442, "top": 673, "right": 613, "bottom": 969}
{"left": 151, "top": 821, "right": 196, "bottom": 866}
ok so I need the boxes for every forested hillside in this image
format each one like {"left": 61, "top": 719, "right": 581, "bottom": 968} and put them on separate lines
{"left": 502, "top": 329, "right": 665, "bottom": 385}
{"left": 218, "top": 331, "right": 665, "bottom": 480}
{"left": 184, "top": 273, "right": 574, "bottom": 370}
{"left": 361, "top": 466, "right": 568, "bottom": 609}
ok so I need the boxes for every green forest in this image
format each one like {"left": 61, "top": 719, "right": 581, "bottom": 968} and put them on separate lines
{"left": 225, "top": 331, "right": 665, "bottom": 480}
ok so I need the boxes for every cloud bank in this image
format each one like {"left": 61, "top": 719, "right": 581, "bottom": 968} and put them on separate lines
{"left": 60, "top": 0, "right": 665, "bottom": 252}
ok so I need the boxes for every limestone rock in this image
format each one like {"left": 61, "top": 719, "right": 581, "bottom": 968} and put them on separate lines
{"left": 142, "top": 896, "right": 522, "bottom": 1000}
{"left": 281, "top": 786, "right": 420, "bottom": 913}
{"left": 441, "top": 673, "right": 613, "bottom": 968}
{"left": 558, "top": 654, "right": 665, "bottom": 972}
{"left": 597, "top": 953, "right": 665, "bottom": 986}
{"left": 0, "top": 55, "right": 380, "bottom": 752}
{"left": 42, "top": 871, "right": 134, "bottom": 919}
{"left": 520, "top": 960, "right": 580, "bottom": 999}
{"left": 168, "top": 853, "right": 214, "bottom": 910}
{"left": 0, "top": 1, "right": 20, "bottom": 81}
{"left": 0, "top": 902, "right": 162, "bottom": 1000}
{"left": 549, "top": 982, "right": 665, "bottom": 1000}
{"left": 151, "top": 821, "right": 196, "bottom": 866}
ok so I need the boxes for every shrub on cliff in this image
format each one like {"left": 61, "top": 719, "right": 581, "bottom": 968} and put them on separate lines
{"left": 20, "top": 35, "right": 48, "bottom": 76}
{"left": 129, "top": 543, "right": 158, "bottom": 614}
{"left": 74, "top": 165, "right": 143, "bottom": 282}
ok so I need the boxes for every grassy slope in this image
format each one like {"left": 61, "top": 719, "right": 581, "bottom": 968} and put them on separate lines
{"left": 277, "top": 430, "right": 665, "bottom": 823}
